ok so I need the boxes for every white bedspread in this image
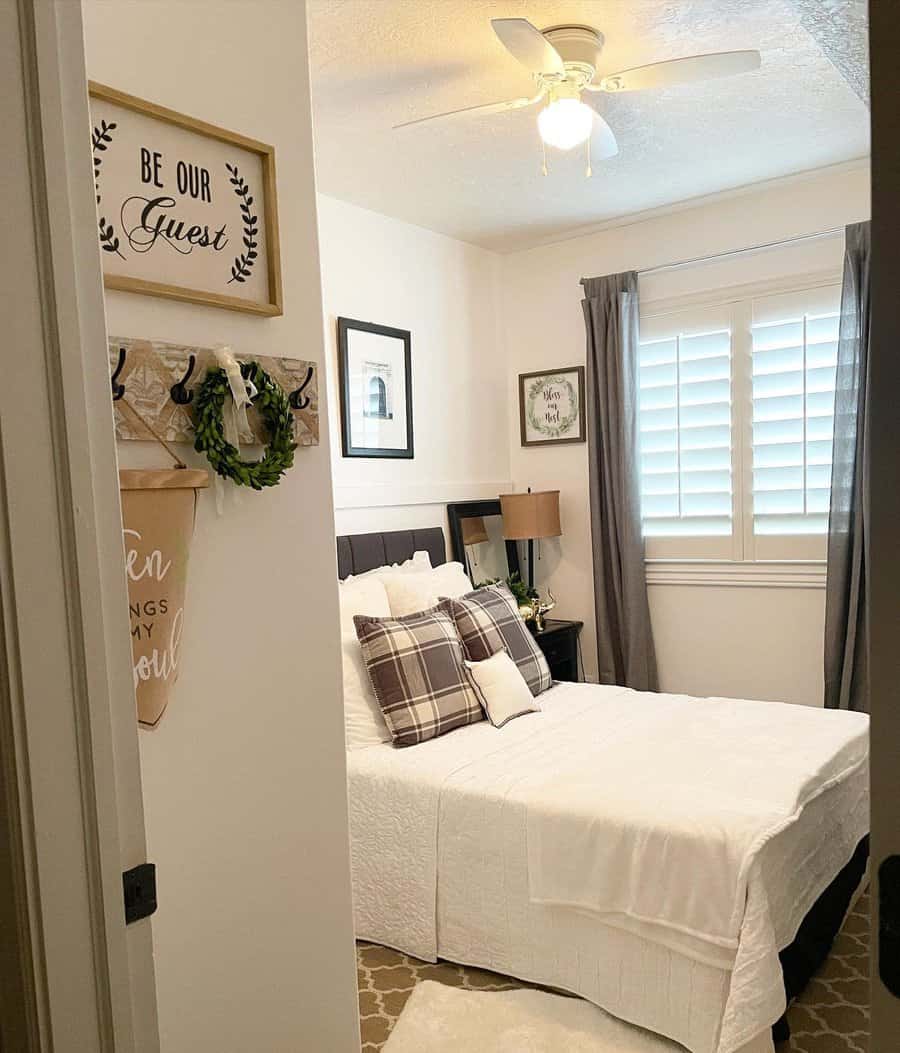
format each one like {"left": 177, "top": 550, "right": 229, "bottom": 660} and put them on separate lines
{"left": 347, "top": 683, "right": 868, "bottom": 1053}
{"left": 525, "top": 691, "right": 867, "bottom": 960}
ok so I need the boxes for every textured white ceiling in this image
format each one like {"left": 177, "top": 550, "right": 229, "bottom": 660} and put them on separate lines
{"left": 308, "top": 0, "right": 869, "bottom": 251}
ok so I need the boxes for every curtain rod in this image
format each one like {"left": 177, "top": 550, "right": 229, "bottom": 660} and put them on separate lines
{"left": 580, "top": 228, "right": 844, "bottom": 284}
{"left": 637, "top": 228, "right": 844, "bottom": 278}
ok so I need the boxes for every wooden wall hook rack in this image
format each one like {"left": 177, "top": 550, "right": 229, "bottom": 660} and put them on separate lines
{"left": 108, "top": 337, "right": 319, "bottom": 447}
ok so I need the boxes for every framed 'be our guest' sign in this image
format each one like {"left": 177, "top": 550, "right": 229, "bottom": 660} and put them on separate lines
{"left": 88, "top": 83, "right": 282, "bottom": 316}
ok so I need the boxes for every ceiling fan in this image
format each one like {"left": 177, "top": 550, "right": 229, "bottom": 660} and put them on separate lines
{"left": 394, "top": 19, "right": 761, "bottom": 174}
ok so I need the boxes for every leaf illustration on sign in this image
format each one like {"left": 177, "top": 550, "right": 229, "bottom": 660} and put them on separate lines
{"left": 225, "top": 162, "right": 259, "bottom": 284}
{"left": 92, "top": 118, "right": 124, "bottom": 258}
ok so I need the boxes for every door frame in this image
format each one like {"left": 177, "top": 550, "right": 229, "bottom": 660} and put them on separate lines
{"left": 869, "top": 1, "right": 900, "bottom": 1045}
{"left": 0, "top": 1, "right": 157, "bottom": 1050}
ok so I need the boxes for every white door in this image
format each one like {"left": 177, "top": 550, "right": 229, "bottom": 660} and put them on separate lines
{"left": 0, "top": 1, "right": 158, "bottom": 1049}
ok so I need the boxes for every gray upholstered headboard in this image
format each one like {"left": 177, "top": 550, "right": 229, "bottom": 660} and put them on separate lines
{"left": 336, "top": 528, "right": 446, "bottom": 580}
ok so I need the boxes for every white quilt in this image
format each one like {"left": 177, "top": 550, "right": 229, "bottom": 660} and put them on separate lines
{"left": 525, "top": 692, "right": 867, "bottom": 959}
{"left": 347, "top": 683, "right": 869, "bottom": 1053}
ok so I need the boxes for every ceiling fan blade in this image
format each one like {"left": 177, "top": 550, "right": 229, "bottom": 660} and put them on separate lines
{"left": 589, "top": 50, "right": 761, "bottom": 93}
{"left": 393, "top": 93, "right": 541, "bottom": 130}
{"left": 589, "top": 111, "right": 619, "bottom": 159}
{"left": 491, "top": 18, "right": 565, "bottom": 76}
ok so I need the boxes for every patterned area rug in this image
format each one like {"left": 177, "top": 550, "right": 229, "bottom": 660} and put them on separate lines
{"left": 357, "top": 892, "right": 869, "bottom": 1053}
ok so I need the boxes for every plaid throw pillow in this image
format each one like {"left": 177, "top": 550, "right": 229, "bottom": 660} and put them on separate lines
{"left": 442, "top": 585, "right": 552, "bottom": 697}
{"left": 354, "top": 608, "right": 486, "bottom": 747}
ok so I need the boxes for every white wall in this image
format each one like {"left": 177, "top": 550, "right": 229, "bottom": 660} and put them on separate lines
{"left": 82, "top": 3, "right": 360, "bottom": 1051}
{"left": 502, "top": 164, "right": 870, "bottom": 703}
{"left": 317, "top": 195, "right": 510, "bottom": 544}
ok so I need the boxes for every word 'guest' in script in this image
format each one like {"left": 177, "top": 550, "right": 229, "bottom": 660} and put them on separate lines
{"left": 121, "top": 148, "right": 229, "bottom": 255}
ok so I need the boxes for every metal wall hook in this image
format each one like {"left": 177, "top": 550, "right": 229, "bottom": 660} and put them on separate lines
{"left": 289, "top": 365, "right": 314, "bottom": 410}
{"left": 111, "top": 346, "right": 127, "bottom": 401}
{"left": 238, "top": 361, "right": 259, "bottom": 401}
{"left": 169, "top": 354, "right": 196, "bottom": 405}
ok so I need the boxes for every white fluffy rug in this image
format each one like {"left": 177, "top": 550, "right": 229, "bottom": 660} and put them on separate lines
{"left": 382, "top": 981, "right": 683, "bottom": 1052}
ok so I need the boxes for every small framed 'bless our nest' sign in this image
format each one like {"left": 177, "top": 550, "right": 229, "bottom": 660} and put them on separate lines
{"left": 519, "top": 366, "right": 586, "bottom": 447}
{"left": 88, "top": 82, "right": 282, "bottom": 316}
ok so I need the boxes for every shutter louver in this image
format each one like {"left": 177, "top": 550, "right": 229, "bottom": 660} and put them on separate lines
{"left": 750, "top": 287, "right": 841, "bottom": 538}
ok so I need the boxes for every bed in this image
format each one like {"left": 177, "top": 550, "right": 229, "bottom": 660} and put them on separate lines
{"left": 338, "top": 527, "right": 870, "bottom": 1053}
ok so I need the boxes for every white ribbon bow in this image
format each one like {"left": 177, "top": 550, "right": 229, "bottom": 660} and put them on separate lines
{"left": 213, "top": 345, "right": 257, "bottom": 450}
{"left": 211, "top": 345, "right": 257, "bottom": 515}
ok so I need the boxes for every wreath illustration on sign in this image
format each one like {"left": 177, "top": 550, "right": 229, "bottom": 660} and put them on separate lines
{"left": 225, "top": 162, "right": 259, "bottom": 284}
{"left": 526, "top": 375, "right": 579, "bottom": 439}
{"left": 91, "top": 118, "right": 125, "bottom": 259}
{"left": 193, "top": 362, "right": 296, "bottom": 489}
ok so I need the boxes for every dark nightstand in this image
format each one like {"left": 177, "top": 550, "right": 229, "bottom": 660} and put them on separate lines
{"left": 532, "top": 619, "right": 583, "bottom": 682}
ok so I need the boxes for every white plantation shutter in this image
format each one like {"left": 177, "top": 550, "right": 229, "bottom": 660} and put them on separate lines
{"left": 638, "top": 280, "right": 841, "bottom": 563}
{"left": 638, "top": 305, "right": 735, "bottom": 557}
{"left": 750, "top": 286, "right": 841, "bottom": 552}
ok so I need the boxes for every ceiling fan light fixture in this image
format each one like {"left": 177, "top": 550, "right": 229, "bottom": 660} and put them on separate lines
{"left": 537, "top": 97, "right": 593, "bottom": 151}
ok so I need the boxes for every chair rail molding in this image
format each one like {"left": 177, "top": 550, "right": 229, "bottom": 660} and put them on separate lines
{"left": 333, "top": 480, "right": 512, "bottom": 510}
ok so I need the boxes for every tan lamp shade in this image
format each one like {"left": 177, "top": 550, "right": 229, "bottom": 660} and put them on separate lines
{"left": 461, "top": 516, "right": 490, "bottom": 546}
{"left": 500, "top": 490, "right": 562, "bottom": 541}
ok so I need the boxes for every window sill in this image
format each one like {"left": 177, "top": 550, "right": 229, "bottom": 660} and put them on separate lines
{"left": 645, "top": 559, "right": 827, "bottom": 589}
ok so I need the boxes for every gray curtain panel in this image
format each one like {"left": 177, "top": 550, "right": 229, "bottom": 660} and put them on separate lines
{"left": 581, "top": 272, "right": 659, "bottom": 691}
{"left": 824, "top": 221, "right": 871, "bottom": 711}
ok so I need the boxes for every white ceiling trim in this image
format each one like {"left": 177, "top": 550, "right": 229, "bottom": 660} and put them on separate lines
{"left": 503, "top": 157, "right": 870, "bottom": 255}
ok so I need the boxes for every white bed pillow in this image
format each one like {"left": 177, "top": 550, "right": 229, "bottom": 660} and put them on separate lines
{"left": 341, "top": 632, "right": 391, "bottom": 749}
{"left": 466, "top": 649, "right": 540, "bottom": 728}
{"left": 382, "top": 562, "right": 474, "bottom": 618}
{"left": 338, "top": 576, "right": 391, "bottom": 635}
{"left": 346, "top": 550, "right": 433, "bottom": 582}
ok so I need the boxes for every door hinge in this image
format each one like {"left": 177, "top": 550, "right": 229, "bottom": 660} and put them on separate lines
{"left": 122, "top": 862, "right": 157, "bottom": 925}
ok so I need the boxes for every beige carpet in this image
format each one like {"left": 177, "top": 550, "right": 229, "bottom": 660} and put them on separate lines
{"left": 357, "top": 892, "right": 869, "bottom": 1053}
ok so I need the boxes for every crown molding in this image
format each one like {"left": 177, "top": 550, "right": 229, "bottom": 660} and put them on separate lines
{"left": 504, "top": 158, "right": 871, "bottom": 255}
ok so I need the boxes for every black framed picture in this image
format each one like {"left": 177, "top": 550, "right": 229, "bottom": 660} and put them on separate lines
{"left": 337, "top": 318, "right": 413, "bottom": 459}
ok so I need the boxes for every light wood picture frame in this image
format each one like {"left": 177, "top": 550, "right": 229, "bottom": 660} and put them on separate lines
{"left": 519, "top": 366, "right": 586, "bottom": 447}
{"left": 88, "top": 82, "right": 282, "bottom": 316}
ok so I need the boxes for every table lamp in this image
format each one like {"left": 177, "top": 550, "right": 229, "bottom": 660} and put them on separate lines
{"left": 499, "top": 489, "right": 562, "bottom": 592}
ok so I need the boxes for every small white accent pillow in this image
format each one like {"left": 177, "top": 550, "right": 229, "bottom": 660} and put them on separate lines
{"left": 382, "top": 562, "right": 474, "bottom": 618}
{"left": 466, "top": 649, "right": 540, "bottom": 728}
{"left": 341, "top": 633, "right": 391, "bottom": 749}
{"left": 338, "top": 576, "right": 391, "bottom": 635}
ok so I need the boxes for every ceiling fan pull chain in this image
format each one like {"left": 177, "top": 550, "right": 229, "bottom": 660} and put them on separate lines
{"left": 585, "top": 130, "right": 593, "bottom": 179}
{"left": 541, "top": 138, "right": 548, "bottom": 177}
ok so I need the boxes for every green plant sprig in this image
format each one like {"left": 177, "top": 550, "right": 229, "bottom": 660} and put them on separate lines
{"left": 475, "top": 572, "right": 538, "bottom": 608}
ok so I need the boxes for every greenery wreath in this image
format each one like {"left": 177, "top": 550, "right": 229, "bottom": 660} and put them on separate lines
{"left": 193, "top": 362, "right": 296, "bottom": 489}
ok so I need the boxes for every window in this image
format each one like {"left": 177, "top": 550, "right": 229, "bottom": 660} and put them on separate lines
{"left": 638, "top": 282, "right": 841, "bottom": 562}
